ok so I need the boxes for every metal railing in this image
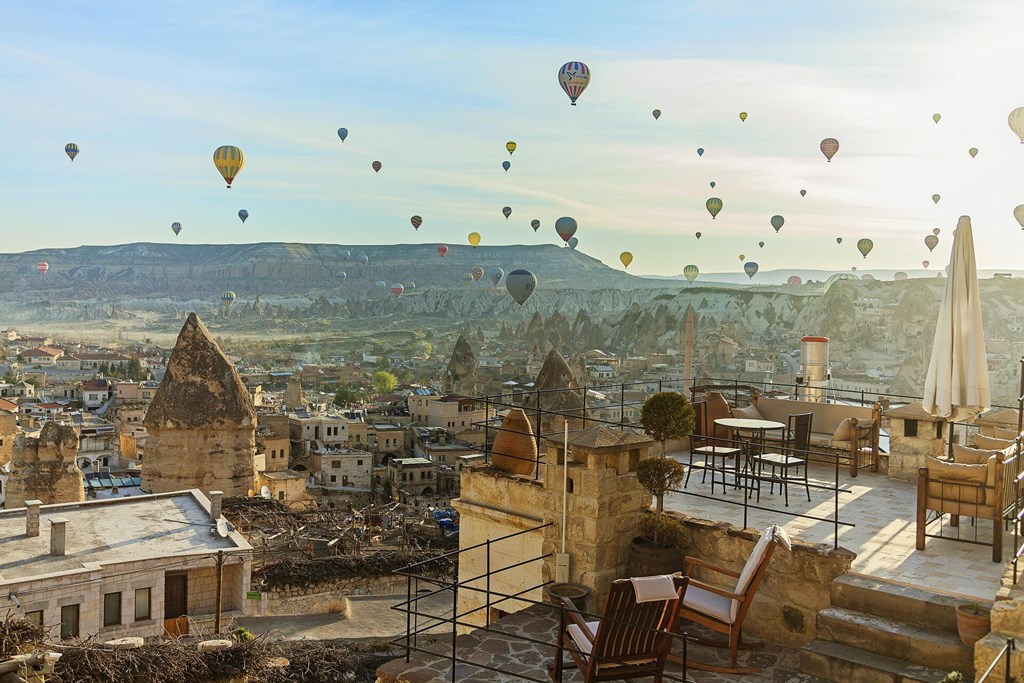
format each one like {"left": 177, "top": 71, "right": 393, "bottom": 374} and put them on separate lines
{"left": 977, "top": 636, "right": 1015, "bottom": 683}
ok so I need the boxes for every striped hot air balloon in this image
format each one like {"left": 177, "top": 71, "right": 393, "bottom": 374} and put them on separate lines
{"left": 371, "top": 161, "right": 382, "bottom": 173}
{"left": 213, "top": 146, "right": 245, "bottom": 188}
{"left": 410, "top": 215, "right": 423, "bottom": 231}
{"left": 558, "top": 61, "right": 591, "bottom": 105}
{"left": 683, "top": 265, "right": 699, "bottom": 282}
{"left": 64, "top": 143, "right": 79, "bottom": 162}
{"left": 820, "top": 138, "right": 839, "bottom": 162}
{"left": 437, "top": 244, "right": 448, "bottom": 258}
{"left": 706, "top": 198, "right": 723, "bottom": 219}
{"left": 857, "top": 238, "right": 874, "bottom": 258}
{"left": 470, "top": 266, "right": 484, "bottom": 281}
{"left": 171, "top": 222, "right": 182, "bottom": 236}
{"left": 36, "top": 262, "right": 49, "bottom": 276}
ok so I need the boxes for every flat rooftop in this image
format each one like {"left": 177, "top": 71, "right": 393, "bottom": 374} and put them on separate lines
{"left": 0, "top": 490, "right": 248, "bottom": 582}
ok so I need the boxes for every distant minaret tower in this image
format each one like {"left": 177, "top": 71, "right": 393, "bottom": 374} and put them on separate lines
{"left": 684, "top": 304, "right": 695, "bottom": 381}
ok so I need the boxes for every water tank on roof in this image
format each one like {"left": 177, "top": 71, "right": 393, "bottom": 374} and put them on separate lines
{"left": 797, "top": 336, "right": 830, "bottom": 403}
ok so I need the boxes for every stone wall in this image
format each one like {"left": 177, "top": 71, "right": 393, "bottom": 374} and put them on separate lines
{"left": 664, "top": 512, "right": 855, "bottom": 647}
{"left": 0, "top": 409, "right": 18, "bottom": 467}
{"left": 6, "top": 422, "right": 84, "bottom": 507}
{"left": 260, "top": 574, "right": 406, "bottom": 616}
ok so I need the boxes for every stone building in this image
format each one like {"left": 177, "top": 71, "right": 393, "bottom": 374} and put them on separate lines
{"left": 142, "top": 313, "right": 256, "bottom": 497}
{"left": 283, "top": 377, "right": 307, "bottom": 412}
{"left": 5, "top": 421, "right": 85, "bottom": 508}
{"left": 442, "top": 335, "right": 477, "bottom": 395}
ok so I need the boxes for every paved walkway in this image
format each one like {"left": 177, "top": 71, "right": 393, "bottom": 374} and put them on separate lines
{"left": 664, "top": 453, "right": 1007, "bottom": 600}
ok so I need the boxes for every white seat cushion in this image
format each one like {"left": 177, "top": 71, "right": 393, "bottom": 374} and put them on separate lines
{"left": 693, "top": 446, "right": 740, "bottom": 456}
{"left": 754, "top": 453, "right": 804, "bottom": 467}
{"left": 682, "top": 584, "right": 733, "bottom": 624}
{"left": 731, "top": 533, "right": 773, "bottom": 621}
{"left": 567, "top": 620, "right": 600, "bottom": 657}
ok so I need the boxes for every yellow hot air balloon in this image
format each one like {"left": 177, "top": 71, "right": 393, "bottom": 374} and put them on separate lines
{"left": 706, "top": 197, "right": 723, "bottom": 219}
{"left": 619, "top": 251, "right": 633, "bottom": 268}
{"left": 213, "top": 145, "right": 245, "bottom": 188}
{"left": 683, "top": 265, "right": 699, "bottom": 282}
{"left": 969, "top": 147, "right": 978, "bottom": 158}
{"left": 933, "top": 113, "right": 941, "bottom": 124}
{"left": 739, "top": 112, "right": 748, "bottom": 121}
{"left": 468, "top": 232, "right": 481, "bottom": 248}
{"left": 506, "top": 141, "right": 516, "bottom": 155}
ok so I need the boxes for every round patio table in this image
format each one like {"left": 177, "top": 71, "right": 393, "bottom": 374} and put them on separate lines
{"left": 713, "top": 418, "right": 787, "bottom": 489}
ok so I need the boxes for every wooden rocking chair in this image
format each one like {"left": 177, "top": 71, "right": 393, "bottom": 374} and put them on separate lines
{"left": 551, "top": 576, "right": 688, "bottom": 682}
{"left": 670, "top": 524, "right": 790, "bottom": 674}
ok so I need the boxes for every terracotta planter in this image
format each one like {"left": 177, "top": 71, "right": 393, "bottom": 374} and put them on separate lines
{"left": 627, "top": 537, "right": 682, "bottom": 578}
{"left": 955, "top": 603, "right": 991, "bottom": 648}
{"left": 491, "top": 409, "right": 538, "bottom": 475}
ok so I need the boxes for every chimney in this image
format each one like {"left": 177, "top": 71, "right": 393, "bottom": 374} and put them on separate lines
{"left": 49, "top": 517, "right": 67, "bottom": 556}
{"left": 25, "top": 500, "right": 42, "bottom": 537}
{"left": 209, "top": 490, "right": 223, "bottom": 523}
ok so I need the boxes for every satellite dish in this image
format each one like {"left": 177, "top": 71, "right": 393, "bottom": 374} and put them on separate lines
{"left": 216, "top": 518, "right": 229, "bottom": 538}
{"left": 260, "top": 485, "right": 272, "bottom": 499}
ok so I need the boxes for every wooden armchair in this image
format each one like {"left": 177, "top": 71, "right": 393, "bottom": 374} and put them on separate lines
{"left": 551, "top": 576, "right": 688, "bottom": 682}
{"left": 670, "top": 524, "right": 790, "bottom": 674}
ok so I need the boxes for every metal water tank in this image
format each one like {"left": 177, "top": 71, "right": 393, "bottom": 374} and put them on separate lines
{"left": 797, "top": 336, "right": 830, "bottom": 402}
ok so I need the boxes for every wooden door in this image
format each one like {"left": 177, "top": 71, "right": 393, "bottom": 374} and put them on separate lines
{"left": 163, "top": 573, "right": 188, "bottom": 637}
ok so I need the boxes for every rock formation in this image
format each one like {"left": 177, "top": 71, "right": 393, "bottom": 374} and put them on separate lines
{"left": 284, "top": 377, "right": 307, "bottom": 412}
{"left": 523, "top": 350, "right": 585, "bottom": 438}
{"left": 0, "top": 409, "right": 19, "bottom": 467}
{"left": 442, "top": 334, "right": 477, "bottom": 395}
{"left": 142, "top": 312, "right": 256, "bottom": 497}
{"left": 5, "top": 421, "right": 84, "bottom": 507}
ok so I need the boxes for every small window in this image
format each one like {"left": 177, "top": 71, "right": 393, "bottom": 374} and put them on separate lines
{"left": 134, "top": 588, "right": 151, "bottom": 621}
{"left": 103, "top": 592, "right": 121, "bottom": 627}
{"left": 904, "top": 419, "right": 918, "bottom": 438}
{"left": 278, "top": 491, "right": 285, "bottom": 500}
{"left": 936, "top": 422, "right": 945, "bottom": 439}
{"left": 330, "top": 475, "right": 337, "bottom": 483}
{"left": 24, "top": 610, "right": 42, "bottom": 626}
{"left": 332, "top": 460, "right": 341, "bottom": 469}
{"left": 61, "top": 604, "right": 80, "bottom": 639}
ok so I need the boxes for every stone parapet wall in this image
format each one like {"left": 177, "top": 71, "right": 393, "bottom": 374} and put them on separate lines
{"left": 664, "top": 512, "right": 855, "bottom": 647}
{"left": 261, "top": 574, "right": 406, "bottom": 616}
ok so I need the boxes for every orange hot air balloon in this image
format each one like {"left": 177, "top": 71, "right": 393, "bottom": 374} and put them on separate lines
{"left": 36, "top": 262, "right": 49, "bottom": 276}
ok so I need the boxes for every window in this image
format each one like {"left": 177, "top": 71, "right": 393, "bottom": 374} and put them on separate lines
{"left": 278, "top": 491, "right": 285, "bottom": 500}
{"left": 332, "top": 460, "right": 341, "bottom": 469}
{"left": 134, "top": 588, "right": 151, "bottom": 621}
{"left": 24, "top": 610, "right": 42, "bottom": 626}
{"left": 357, "top": 459, "right": 363, "bottom": 466}
{"left": 904, "top": 419, "right": 918, "bottom": 438}
{"left": 61, "top": 604, "right": 80, "bottom": 639}
{"left": 103, "top": 592, "right": 122, "bottom": 627}
{"left": 330, "top": 475, "right": 337, "bottom": 483}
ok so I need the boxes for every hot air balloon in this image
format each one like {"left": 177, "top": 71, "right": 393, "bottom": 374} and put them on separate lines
{"left": 787, "top": 275, "right": 803, "bottom": 286}
{"left": 922, "top": 260, "right": 930, "bottom": 269}
{"left": 823, "top": 273, "right": 856, "bottom": 293}
{"left": 337, "top": 128, "right": 348, "bottom": 142}
{"left": 709, "top": 181, "right": 715, "bottom": 189}
{"left": 506, "top": 141, "right": 516, "bottom": 155}
{"left": 894, "top": 272, "right": 908, "bottom": 281}
{"left": 213, "top": 145, "right": 245, "bottom": 188}
{"left": 531, "top": 219, "right": 540, "bottom": 232}
{"left": 437, "top": 244, "right": 448, "bottom": 258}
{"left": 738, "top": 254, "right": 745, "bottom": 261}
{"left": 338, "top": 271, "right": 347, "bottom": 280}
{"left": 683, "top": 265, "right": 699, "bottom": 282}
{"left": 358, "top": 254, "right": 369, "bottom": 266}
{"left": 340, "top": 249, "right": 351, "bottom": 261}
{"left": 739, "top": 112, "right": 747, "bottom": 121}
{"left": 36, "top": 262, "right": 49, "bottom": 276}
{"left": 652, "top": 109, "right": 661, "bottom": 120}
{"left": 800, "top": 189, "right": 807, "bottom": 197}
{"left": 463, "top": 273, "right": 473, "bottom": 286}
{"left": 171, "top": 222, "right": 182, "bottom": 236}
{"left": 390, "top": 284, "right": 404, "bottom": 297}
{"left": 694, "top": 232, "right": 701, "bottom": 240}
{"left": 771, "top": 215, "right": 784, "bottom": 233}
{"left": 969, "top": 147, "right": 978, "bottom": 158}
{"left": 502, "top": 161, "right": 511, "bottom": 172}
{"left": 64, "top": 143, "right": 79, "bottom": 162}
{"left": 851, "top": 266, "right": 858, "bottom": 272}
{"left": 372, "top": 161, "right": 382, "bottom": 173}
{"left": 620, "top": 252, "right": 633, "bottom": 268}
{"left": 820, "top": 138, "right": 839, "bottom": 162}
{"left": 1015, "top": 205, "right": 1024, "bottom": 229}
{"left": 932, "top": 194, "right": 940, "bottom": 204}
{"left": 925, "top": 234, "right": 938, "bottom": 251}
{"left": 558, "top": 61, "right": 590, "bottom": 105}
{"left": 488, "top": 267, "right": 504, "bottom": 286}
{"left": 567, "top": 237, "right": 578, "bottom": 250}
{"left": 406, "top": 281, "right": 416, "bottom": 291}
{"left": 932, "top": 228, "right": 940, "bottom": 236}
{"left": 836, "top": 238, "right": 843, "bottom": 244}
{"left": 933, "top": 113, "right": 941, "bottom": 124}
{"left": 555, "top": 217, "right": 577, "bottom": 242}
{"left": 706, "top": 198, "right": 723, "bottom": 219}
{"left": 861, "top": 274, "right": 876, "bottom": 281}
{"left": 470, "top": 266, "right": 484, "bottom": 281}
{"left": 697, "top": 148, "right": 704, "bottom": 157}
{"left": 744, "top": 262, "right": 759, "bottom": 279}
{"left": 411, "top": 215, "right": 423, "bottom": 231}
{"left": 502, "top": 206, "right": 512, "bottom": 220}
{"left": 468, "top": 232, "right": 481, "bottom": 248}
{"left": 1009, "top": 107, "right": 1024, "bottom": 143}
{"left": 221, "top": 291, "right": 236, "bottom": 304}
{"left": 506, "top": 269, "right": 537, "bottom": 305}
{"left": 857, "top": 238, "right": 873, "bottom": 258}
{"left": 238, "top": 210, "right": 248, "bottom": 223}
{"left": 758, "top": 241, "right": 765, "bottom": 249}
{"left": 375, "top": 280, "right": 387, "bottom": 288}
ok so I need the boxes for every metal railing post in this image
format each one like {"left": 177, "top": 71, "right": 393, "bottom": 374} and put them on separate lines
{"left": 1005, "top": 636, "right": 1014, "bottom": 683}
{"left": 486, "top": 539, "right": 492, "bottom": 627}
{"left": 451, "top": 575, "right": 458, "bottom": 683}
{"left": 405, "top": 573, "right": 412, "bottom": 662}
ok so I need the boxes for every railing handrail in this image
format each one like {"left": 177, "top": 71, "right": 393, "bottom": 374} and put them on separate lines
{"left": 977, "top": 636, "right": 1015, "bottom": 683}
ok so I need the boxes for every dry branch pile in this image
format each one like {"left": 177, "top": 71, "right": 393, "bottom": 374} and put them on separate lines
{"left": 253, "top": 550, "right": 454, "bottom": 590}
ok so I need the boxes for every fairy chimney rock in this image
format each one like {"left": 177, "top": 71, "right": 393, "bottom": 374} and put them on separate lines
{"left": 143, "top": 313, "right": 256, "bottom": 497}
{"left": 525, "top": 350, "right": 584, "bottom": 438}
{"left": 443, "top": 334, "right": 477, "bottom": 395}
{"left": 5, "top": 421, "right": 84, "bottom": 507}
{"left": 284, "top": 377, "right": 306, "bottom": 412}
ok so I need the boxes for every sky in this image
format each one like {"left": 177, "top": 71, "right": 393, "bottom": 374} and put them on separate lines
{"left": 2, "top": 1, "right": 1023, "bottom": 277}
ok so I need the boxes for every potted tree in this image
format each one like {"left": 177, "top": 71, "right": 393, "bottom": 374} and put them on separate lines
{"left": 629, "top": 392, "right": 695, "bottom": 576}
{"left": 954, "top": 602, "right": 991, "bottom": 648}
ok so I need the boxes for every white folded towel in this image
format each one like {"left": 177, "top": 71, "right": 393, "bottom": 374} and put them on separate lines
{"left": 629, "top": 574, "right": 678, "bottom": 603}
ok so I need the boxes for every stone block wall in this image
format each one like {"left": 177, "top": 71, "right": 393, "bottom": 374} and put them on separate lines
{"left": 664, "top": 512, "right": 855, "bottom": 647}
{"left": 260, "top": 574, "right": 406, "bottom": 616}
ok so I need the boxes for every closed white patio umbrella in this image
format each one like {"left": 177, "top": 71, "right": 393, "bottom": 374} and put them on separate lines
{"left": 923, "top": 215, "right": 990, "bottom": 417}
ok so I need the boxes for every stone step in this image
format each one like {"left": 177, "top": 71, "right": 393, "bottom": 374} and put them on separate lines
{"left": 816, "top": 606, "right": 973, "bottom": 674}
{"left": 800, "top": 638, "right": 953, "bottom": 683}
{"left": 830, "top": 573, "right": 967, "bottom": 634}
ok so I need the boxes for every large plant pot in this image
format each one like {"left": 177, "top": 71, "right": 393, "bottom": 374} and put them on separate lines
{"left": 491, "top": 409, "right": 538, "bottom": 476}
{"left": 547, "top": 582, "right": 590, "bottom": 614}
{"left": 955, "top": 603, "right": 991, "bottom": 648}
{"left": 628, "top": 537, "right": 682, "bottom": 578}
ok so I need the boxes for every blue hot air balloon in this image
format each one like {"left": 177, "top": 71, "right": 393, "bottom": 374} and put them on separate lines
{"left": 567, "top": 237, "right": 578, "bottom": 250}
{"left": 506, "top": 269, "right": 537, "bottom": 305}
{"left": 238, "top": 210, "right": 249, "bottom": 223}
{"left": 744, "top": 262, "right": 759, "bottom": 279}
{"left": 502, "top": 161, "right": 511, "bottom": 172}
{"left": 337, "top": 128, "right": 348, "bottom": 142}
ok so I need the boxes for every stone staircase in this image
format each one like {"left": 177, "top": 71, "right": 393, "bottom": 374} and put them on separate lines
{"left": 799, "top": 574, "right": 977, "bottom": 683}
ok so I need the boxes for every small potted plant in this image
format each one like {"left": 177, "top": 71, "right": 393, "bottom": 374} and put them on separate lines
{"left": 941, "top": 672, "right": 963, "bottom": 683}
{"left": 954, "top": 602, "right": 991, "bottom": 648}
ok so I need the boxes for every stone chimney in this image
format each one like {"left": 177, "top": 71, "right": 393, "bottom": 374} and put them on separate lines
{"left": 49, "top": 517, "right": 67, "bottom": 556}
{"left": 209, "top": 490, "right": 223, "bottom": 523}
{"left": 25, "top": 500, "right": 41, "bottom": 537}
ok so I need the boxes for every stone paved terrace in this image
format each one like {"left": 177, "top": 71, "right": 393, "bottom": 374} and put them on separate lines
{"left": 376, "top": 603, "right": 822, "bottom": 683}
{"left": 664, "top": 452, "right": 1009, "bottom": 601}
